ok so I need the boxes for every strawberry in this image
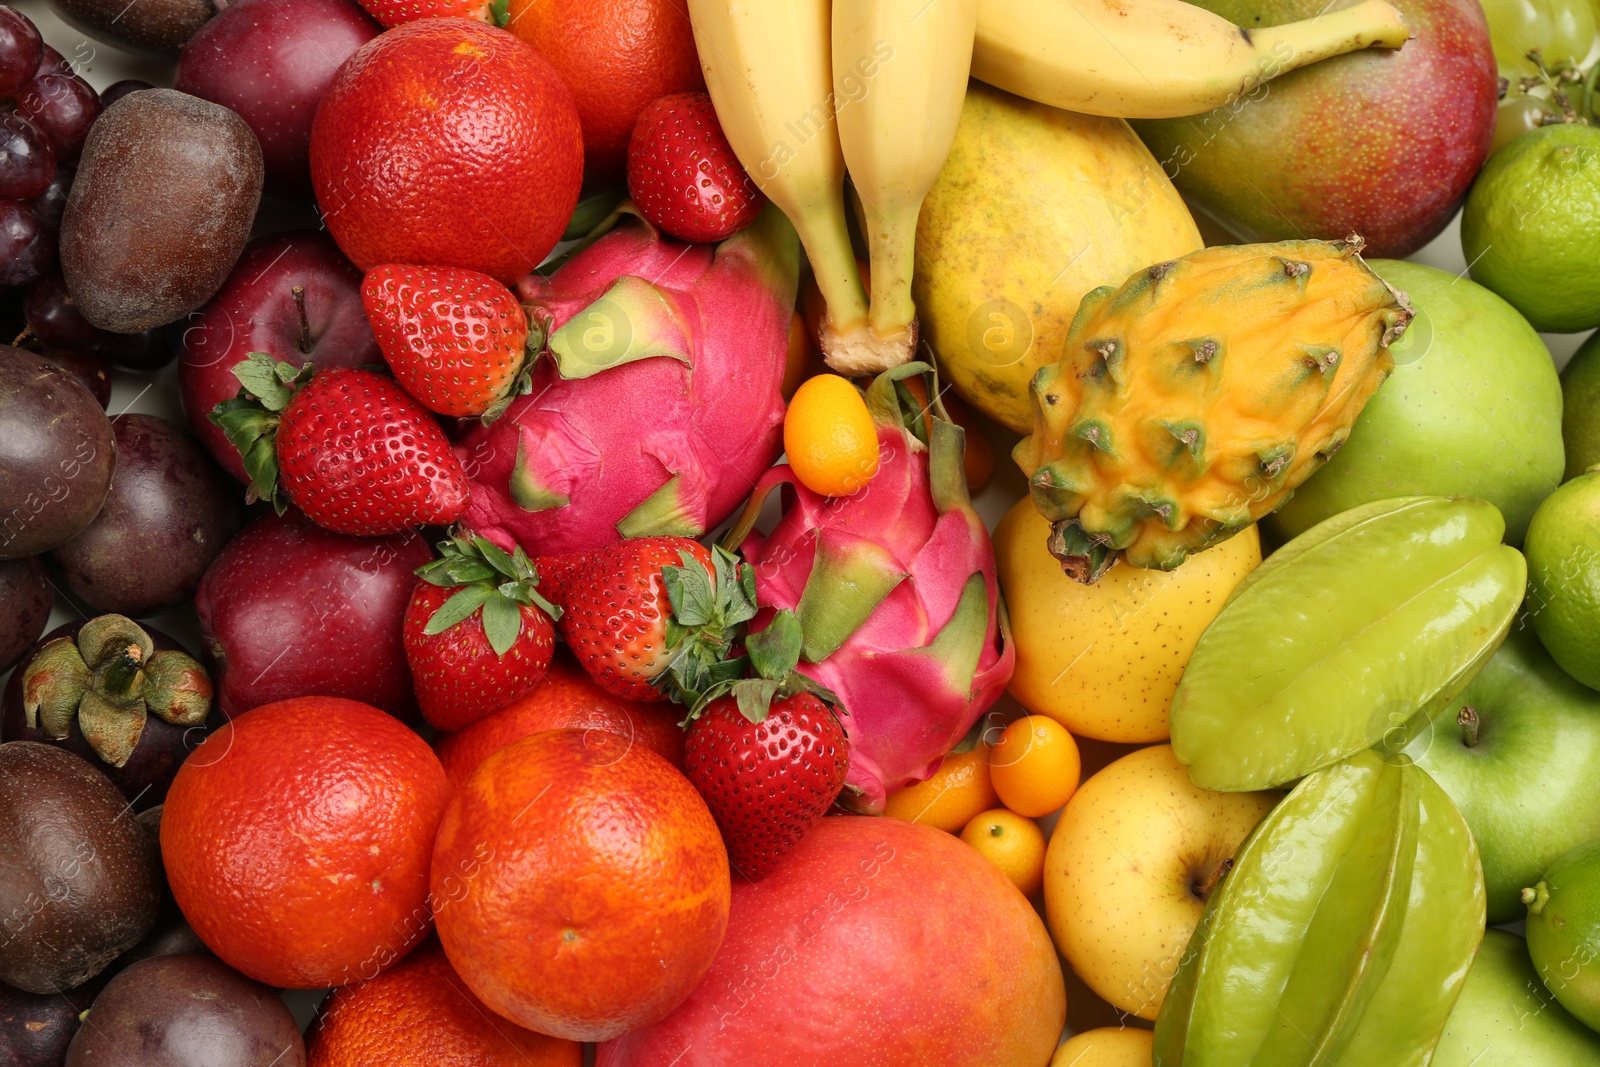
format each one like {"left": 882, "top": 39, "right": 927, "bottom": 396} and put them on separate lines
{"left": 535, "top": 537, "right": 756, "bottom": 703}
{"left": 403, "top": 534, "right": 559, "bottom": 731}
{"left": 686, "top": 693, "right": 849, "bottom": 881}
{"left": 626, "top": 91, "right": 766, "bottom": 244}
{"left": 210, "top": 353, "right": 469, "bottom": 536}
{"left": 683, "top": 613, "right": 850, "bottom": 880}
{"left": 355, "top": 0, "right": 496, "bottom": 29}
{"left": 361, "top": 264, "right": 534, "bottom": 419}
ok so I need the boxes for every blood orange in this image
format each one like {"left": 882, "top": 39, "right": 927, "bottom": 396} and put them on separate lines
{"left": 431, "top": 728, "right": 729, "bottom": 1042}
{"left": 433, "top": 653, "right": 685, "bottom": 789}
{"left": 502, "top": 0, "right": 704, "bottom": 183}
{"left": 309, "top": 940, "right": 580, "bottom": 1066}
{"left": 161, "top": 696, "right": 451, "bottom": 989}
{"left": 310, "top": 18, "right": 583, "bottom": 284}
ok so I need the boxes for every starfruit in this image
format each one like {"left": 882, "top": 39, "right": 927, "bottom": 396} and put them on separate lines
{"left": 1155, "top": 749, "right": 1486, "bottom": 1067}
{"left": 1170, "top": 496, "right": 1525, "bottom": 792}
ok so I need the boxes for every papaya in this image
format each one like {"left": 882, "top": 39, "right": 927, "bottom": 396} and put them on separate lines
{"left": 913, "top": 82, "right": 1202, "bottom": 434}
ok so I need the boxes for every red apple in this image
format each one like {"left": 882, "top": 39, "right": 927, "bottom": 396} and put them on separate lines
{"left": 177, "top": 231, "right": 378, "bottom": 483}
{"left": 194, "top": 509, "right": 428, "bottom": 720}
{"left": 174, "top": 0, "right": 379, "bottom": 190}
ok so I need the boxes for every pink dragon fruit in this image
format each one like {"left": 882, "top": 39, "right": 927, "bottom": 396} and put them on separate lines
{"left": 453, "top": 205, "right": 797, "bottom": 556}
{"left": 726, "top": 363, "right": 1014, "bottom": 813}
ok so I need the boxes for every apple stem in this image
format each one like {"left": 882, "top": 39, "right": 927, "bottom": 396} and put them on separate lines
{"left": 1196, "top": 857, "right": 1235, "bottom": 899}
{"left": 1458, "top": 705, "right": 1480, "bottom": 748}
{"left": 292, "top": 285, "right": 312, "bottom": 355}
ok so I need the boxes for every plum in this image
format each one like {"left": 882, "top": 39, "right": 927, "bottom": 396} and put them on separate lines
{"left": 177, "top": 232, "right": 380, "bottom": 483}
{"left": 175, "top": 0, "right": 379, "bottom": 190}
{"left": 195, "top": 510, "right": 429, "bottom": 719}
{"left": 0, "top": 347, "right": 115, "bottom": 561}
{"left": 47, "top": 0, "right": 215, "bottom": 57}
{"left": 1, "top": 617, "right": 217, "bottom": 811}
{"left": 0, "top": 557, "right": 50, "bottom": 674}
{"left": 51, "top": 414, "right": 241, "bottom": 616}
{"left": 65, "top": 955, "right": 305, "bottom": 1067}
{"left": 60, "top": 90, "right": 263, "bottom": 334}
{"left": 0, "top": 743, "right": 158, "bottom": 993}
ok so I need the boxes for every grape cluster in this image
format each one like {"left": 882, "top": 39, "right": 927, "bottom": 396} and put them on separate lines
{"left": 0, "top": 4, "right": 102, "bottom": 289}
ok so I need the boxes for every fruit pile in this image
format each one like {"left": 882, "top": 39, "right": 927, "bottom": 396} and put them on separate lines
{"left": 7, "top": 0, "right": 1600, "bottom": 1062}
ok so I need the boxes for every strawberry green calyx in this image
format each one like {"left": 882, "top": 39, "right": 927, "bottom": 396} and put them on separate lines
{"left": 208, "top": 352, "right": 313, "bottom": 513}
{"left": 657, "top": 545, "right": 761, "bottom": 709}
{"left": 682, "top": 608, "right": 843, "bottom": 726}
{"left": 20, "top": 614, "right": 213, "bottom": 767}
{"left": 415, "top": 534, "right": 560, "bottom": 657}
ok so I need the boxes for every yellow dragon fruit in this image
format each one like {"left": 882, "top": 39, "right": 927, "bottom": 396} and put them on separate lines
{"left": 724, "top": 364, "right": 1013, "bottom": 813}
{"left": 1014, "top": 238, "right": 1411, "bottom": 582}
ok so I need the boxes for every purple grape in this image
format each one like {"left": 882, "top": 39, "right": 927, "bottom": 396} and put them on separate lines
{"left": 0, "top": 6, "right": 42, "bottom": 98}
{"left": 100, "top": 79, "right": 154, "bottom": 109}
{"left": 99, "top": 327, "right": 173, "bottom": 371}
{"left": 28, "top": 164, "right": 71, "bottom": 231}
{"left": 33, "top": 43, "right": 67, "bottom": 77}
{"left": 23, "top": 271, "right": 103, "bottom": 348}
{"left": 16, "top": 73, "right": 100, "bottom": 163}
{"left": 0, "top": 200, "right": 50, "bottom": 287}
{"left": 0, "top": 113, "right": 54, "bottom": 200}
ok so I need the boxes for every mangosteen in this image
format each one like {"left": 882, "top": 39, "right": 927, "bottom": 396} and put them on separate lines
{"left": 1, "top": 615, "right": 216, "bottom": 810}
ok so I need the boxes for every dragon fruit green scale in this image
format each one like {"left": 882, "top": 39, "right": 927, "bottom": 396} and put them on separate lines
{"left": 454, "top": 204, "right": 797, "bottom": 557}
{"left": 1014, "top": 238, "right": 1412, "bottom": 582}
{"left": 727, "top": 363, "right": 1014, "bottom": 814}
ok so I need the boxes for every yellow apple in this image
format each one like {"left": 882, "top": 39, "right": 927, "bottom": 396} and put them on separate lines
{"left": 1051, "top": 1026, "right": 1153, "bottom": 1066}
{"left": 1043, "top": 744, "right": 1276, "bottom": 1020}
{"left": 994, "top": 499, "right": 1259, "bottom": 743}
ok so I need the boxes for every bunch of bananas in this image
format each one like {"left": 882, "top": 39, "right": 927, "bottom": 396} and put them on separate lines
{"left": 686, "top": 0, "right": 1411, "bottom": 376}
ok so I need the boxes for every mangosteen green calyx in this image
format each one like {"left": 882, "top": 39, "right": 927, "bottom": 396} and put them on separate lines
{"left": 21, "top": 614, "right": 211, "bottom": 768}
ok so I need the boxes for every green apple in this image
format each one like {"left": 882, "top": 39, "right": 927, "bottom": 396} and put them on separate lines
{"left": 1433, "top": 929, "right": 1600, "bottom": 1066}
{"left": 1266, "top": 259, "right": 1564, "bottom": 545}
{"left": 1405, "top": 626, "right": 1600, "bottom": 923}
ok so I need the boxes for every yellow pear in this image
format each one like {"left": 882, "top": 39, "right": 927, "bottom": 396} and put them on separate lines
{"left": 1043, "top": 744, "right": 1277, "bottom": 1021}
{"left": 994, "top": 497, "right": 1259, "bottom": 744}
{"left": 913, "top": 82, "right": 1202, "bottom": 433}
{"left": 1051, "top": 1026, "right": 1154, "bottom": 1066}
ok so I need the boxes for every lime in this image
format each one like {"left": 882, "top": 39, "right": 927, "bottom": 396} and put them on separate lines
{"left": 1526, "top": 470, "right": 1600, "bottom": 689}
{"left": 1461, "top": 123, "right": 1600, "bottom": 333}
{"left": 1524, "top": 839, "right": 1600, "bottom": 1032}
{"left": 1561, "top": 329, "right": 1600, "bottom": 479}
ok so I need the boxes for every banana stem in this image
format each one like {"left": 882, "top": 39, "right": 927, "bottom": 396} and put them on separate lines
{"left": 796, "top": 205, "right": 870, "bottom": 336}
{"left": 861, "top": 198, "right": 919, "bottom": 336}
{"left": 1250, "top": 0, "right": 1410, "bottom": 76}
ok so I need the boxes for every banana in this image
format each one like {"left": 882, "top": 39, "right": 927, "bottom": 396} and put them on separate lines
{"left": 831, "top": 0, "right": 978, "bottom": 375}
{"left": 687, "top": 0, "right": 871, "bottom": 368}
{"left": 973, "top": 0, "right": 1412, "bottom": 120}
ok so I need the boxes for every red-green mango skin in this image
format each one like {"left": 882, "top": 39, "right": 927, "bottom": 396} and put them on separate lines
{"left": 1132, "top": 0, "right": 1497, "bottom": 258}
